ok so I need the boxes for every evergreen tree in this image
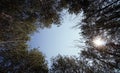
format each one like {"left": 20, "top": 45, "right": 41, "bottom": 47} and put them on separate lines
{"left": 79, "top": 0, "right": 120, "bottom": 72}
{"left": 50, "top": 55, "right": 94, "bottom": 73}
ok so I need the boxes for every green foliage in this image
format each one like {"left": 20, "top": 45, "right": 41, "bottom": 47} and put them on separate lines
{"left": 0, "top": 13, "right": 48, "bottom": 72}
{"left": 0, "top": 0, "right": 52, "bottom": 72}
{"left": 58, "top": 0, "right": 120, "bottom": 72}
{"left": 0, "top": 0, "right": 120, "bottom": 73}
{"left": 57, "top": 0, "right": 89, "bottom": 14}
{"left": 0, "top": 0, "right": 61, "bottom": 28}
{"left": 50, "top": 55, "right": 78, "bottom": 73}
{"left": 50, "top": 55, "right": 93, "bottom": 73}
{"left": 0, "top": 48, "right": 48, "bottom": 73}
{"left": 27, "top": 49, "right": 48, "bottom": 73}
{"left": 79, "top": 0, "right": 120, "bottom": 72}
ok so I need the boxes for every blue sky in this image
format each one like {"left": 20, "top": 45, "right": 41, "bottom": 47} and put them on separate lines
{"left": 28, "top": 11, "right": 84, "bottom": 67}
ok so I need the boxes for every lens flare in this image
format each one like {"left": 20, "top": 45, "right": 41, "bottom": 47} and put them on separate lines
{"left": 93, "top": 36, "right": 106, "bottom": 47}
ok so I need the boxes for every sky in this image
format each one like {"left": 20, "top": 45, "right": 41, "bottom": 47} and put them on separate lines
{"left": 28, "top": 11, "right": 84, "bottom": 67}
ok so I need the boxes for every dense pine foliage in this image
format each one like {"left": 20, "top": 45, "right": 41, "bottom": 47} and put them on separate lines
{"left": 0, "top": 0, "right": 120, "bottom": 73}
